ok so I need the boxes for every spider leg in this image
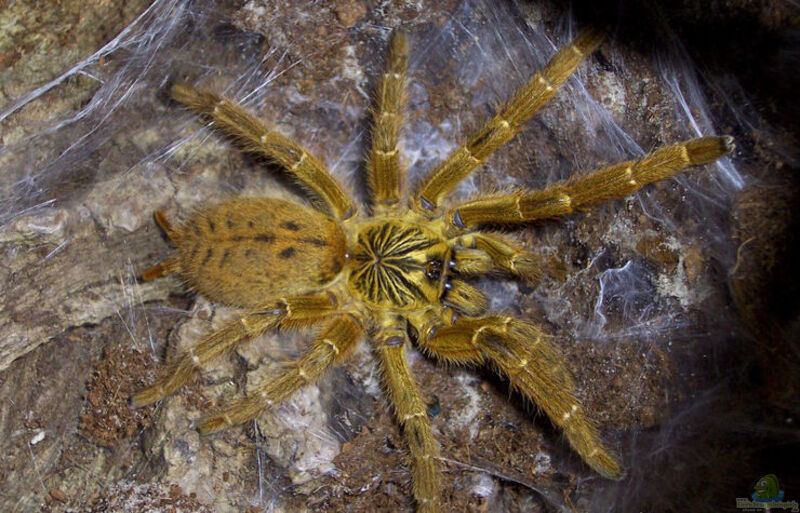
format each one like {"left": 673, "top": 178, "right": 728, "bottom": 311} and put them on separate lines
{"left": 171, "top": 84, "right": 356, "bottom": 219}
{"left": 417, "top": 315, "right": 623, "bottom": 479}
{"left": 446, "top": 136, "right": 734, "bottom": 229}
{"left": 451, "top": 232, "right": 544, "bottom": 285}
{"left": 198, "top": 313, "right": 361, "bottom": 434}
{"left": 373, "top": 315, "right": 441, "bottom": 513}
{"left": 413, "top": 29, "right": 604, "bottom": 213}
{"left": 368, "top": 30, "right": 409, "bottom": 214}
{"left": 442, "top": 279, "right": 488, "bottom": 317}
{"left": 132, "top": 293, "right": 339, "bottom": 408}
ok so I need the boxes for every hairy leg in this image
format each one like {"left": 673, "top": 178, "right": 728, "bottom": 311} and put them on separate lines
{"left": 171, "top": 84, "right": 355, "bottom": 219}
{"left": 441, "top": 279, "right": 488, "bottom": 317}
{"left": 368, "top": 30, "right": 409, "bottom": 213}
{"left": 447, "top": 136, "right": 733, "bottom": 229}
{"left": 199, "top": 313, "right": 361, "bottom": 434}
{"left": 417, "top": 315, "right": 622, "bottom": 479}
{"left": 132, "top": 293, "right": 339, "bottom": 407}
{"left": 414, "top": 29, "right": 603, "bottom": 213}
{"left": 374, "top": 315, "right": 441, "bottom": 513}
{"left": 451, "top": 232, "right": 543, "bottom": 284}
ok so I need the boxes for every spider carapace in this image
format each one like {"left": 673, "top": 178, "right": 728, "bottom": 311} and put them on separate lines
{"left": 348, "top": 218, "right": 456, "bottom": 311}
{"left": 133, "top": 28, "right": 733, "bottom": 513}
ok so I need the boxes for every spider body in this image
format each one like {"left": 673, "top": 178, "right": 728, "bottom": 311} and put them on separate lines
{"left": 157, "top": 198, "right": 347, "bottom": 307}
{"left": 166, "top": 201, "right": 460, "bottom": 312}
{"left": 134, "top": 28, "right": 733, "bottom": 513}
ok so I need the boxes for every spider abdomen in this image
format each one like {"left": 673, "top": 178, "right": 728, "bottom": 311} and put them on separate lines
{"left": 174, "top": 198, "right": 346, "bottom": 308}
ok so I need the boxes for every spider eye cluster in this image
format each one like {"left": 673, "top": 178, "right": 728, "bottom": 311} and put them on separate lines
{"left": 424, "top": 259, "right": 444, "bottom": 281}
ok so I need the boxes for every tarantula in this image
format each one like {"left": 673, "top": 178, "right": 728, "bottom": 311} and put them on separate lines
{"left": 133, "top": 28, "right": 732, "bottom": 512}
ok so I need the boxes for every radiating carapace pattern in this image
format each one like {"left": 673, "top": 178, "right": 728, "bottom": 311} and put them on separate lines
{"left": 349, "top": 222, "right": 444, "bottom": 308}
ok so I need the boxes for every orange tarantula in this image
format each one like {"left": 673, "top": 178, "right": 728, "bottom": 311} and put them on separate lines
{"left": 133, "top": 28, "right": 733, "bottom": 512}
